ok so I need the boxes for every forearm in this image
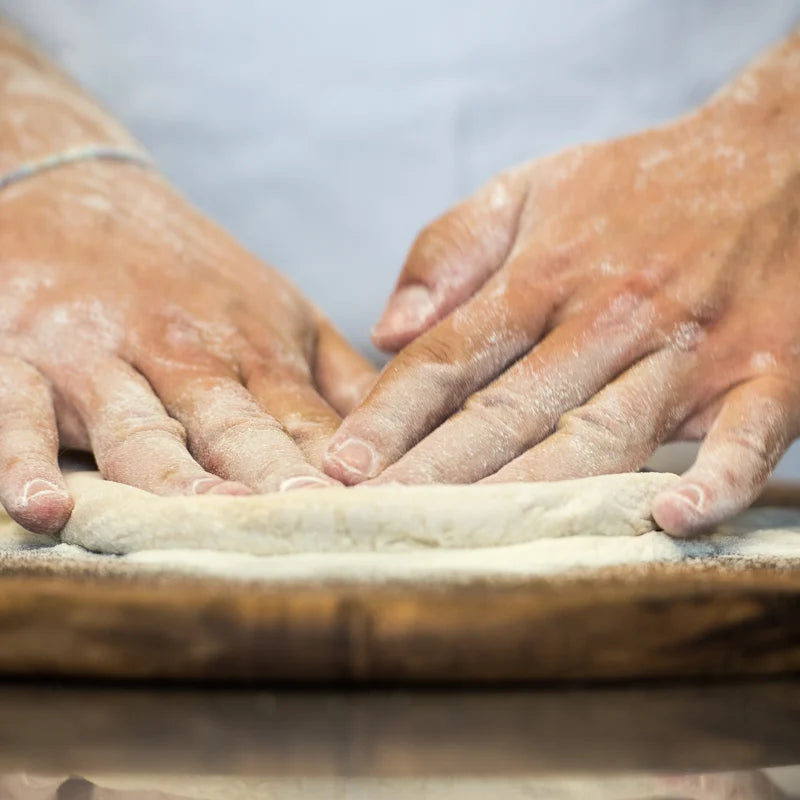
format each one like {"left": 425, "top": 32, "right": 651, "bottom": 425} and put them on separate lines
{"left": 0, "top": 19, "right": 143, "bottom": 173}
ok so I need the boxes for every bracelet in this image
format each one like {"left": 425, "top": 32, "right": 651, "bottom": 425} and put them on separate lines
{"left": 0, "top": 146, "right": 155, "bottom": 191}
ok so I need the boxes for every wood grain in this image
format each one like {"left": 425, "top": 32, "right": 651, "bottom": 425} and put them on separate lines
{"left": 1, "top": 558, "right": 799, "bottom": 682}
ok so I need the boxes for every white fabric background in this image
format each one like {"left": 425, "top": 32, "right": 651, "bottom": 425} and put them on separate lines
{"left": 3, "top": 0, "right": 800, "bottom": 475}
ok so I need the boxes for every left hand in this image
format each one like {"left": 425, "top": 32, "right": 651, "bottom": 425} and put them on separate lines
{"left": 323, "top": 40, "right": 800, "bottom": 536}
{"left": 0, "top": 160, "right": 377, "bottom": 534}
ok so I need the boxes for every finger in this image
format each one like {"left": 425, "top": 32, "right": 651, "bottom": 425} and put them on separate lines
{"left": 325, "top": 260, "right": 557, "bottom": 485}
{"left": 313, "top": 319, "right": 377, "bottom": 416}
{"left": 64, "top": 358, "right": 252, "bottom": 496}
{"left": 137, "top": 349, "right": 338, "bottom": 492}
{"left": 652, "top": 376, "right": 800, "bottom": 537}
{"left": 354, "top": 289, "right": 659, "bottom": 486}
{"left": 483, "top": 348, "right": 691, "bottom": 483}
{"left": 327, "top": 238, "right": 583, "bottom": 486}
{"left": 0, "top": 356, "right": 72, "bottom": 534}
{"left": 371, "top": 169, "right": 530, "bottom": 351}
{"left": 244, "top": 357, "right": 341, "bottom": 469}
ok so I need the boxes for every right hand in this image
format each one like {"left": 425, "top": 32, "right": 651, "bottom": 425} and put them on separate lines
{"left": 0, "top": 159, "right": 375, "bottom": 534}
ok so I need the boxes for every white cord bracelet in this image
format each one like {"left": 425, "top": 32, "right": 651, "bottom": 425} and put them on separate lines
{"left": 0, "top": 146, "right": 154, "bottom": 191}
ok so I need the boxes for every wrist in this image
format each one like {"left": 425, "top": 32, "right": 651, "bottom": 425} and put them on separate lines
{"left": 0, "top": 24, "right": 144, "bottom": 173}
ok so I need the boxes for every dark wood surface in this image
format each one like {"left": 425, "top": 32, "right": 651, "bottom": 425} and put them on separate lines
{"left": 1, "top": 557, "right": 799, "bottom": 683}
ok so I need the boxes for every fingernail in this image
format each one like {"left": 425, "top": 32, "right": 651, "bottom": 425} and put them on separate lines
{"left": 19, "top": 479, "right": 69, "bottom": 508}
{"left": 279, "top": 476, "right": 334, "bottom": 492}
{"left": 373, "top": 285, "right": 436, "bottom": 338}
{"left": 327, "top": 437, "right": 378, "bottom": 480}
{"left": 671, "top": 484, "right": 706, "bottom": 515}
{"left": 192, "top": 477, "right": 221, "bottom": 494}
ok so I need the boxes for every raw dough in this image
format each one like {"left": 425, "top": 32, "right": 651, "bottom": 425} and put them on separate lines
{"left": 56, "top": 470, "right": 680, "bottom": 556}
{"left": 4, "top": 472, "right": 800, "bottom": 584}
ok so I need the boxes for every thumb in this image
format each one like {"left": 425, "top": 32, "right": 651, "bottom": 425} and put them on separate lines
{"left": 372, "top": 168, "right": 530, "bottom": 352}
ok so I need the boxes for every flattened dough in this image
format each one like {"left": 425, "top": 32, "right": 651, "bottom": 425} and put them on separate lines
{"left": 59, "top": 471, "right": 679, "bottom": 556}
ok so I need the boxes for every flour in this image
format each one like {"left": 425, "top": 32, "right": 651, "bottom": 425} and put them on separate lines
{"left": 2, "top": 471, "right": 799, "bottom": 586}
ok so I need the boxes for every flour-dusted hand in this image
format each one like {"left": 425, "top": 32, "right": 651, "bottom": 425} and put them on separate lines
{"left": 325, "top": 31, "right": 800, "bottom": 536}
{"left": 0, "top": 24, "right": 375, "bottom": 535}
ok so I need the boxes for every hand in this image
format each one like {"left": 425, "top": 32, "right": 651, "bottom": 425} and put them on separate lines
{"left": 324, "top": 34, "right": 800, "bottom": 536}
{"left": 0, "top": 161, "right": 375, "bottom": 534}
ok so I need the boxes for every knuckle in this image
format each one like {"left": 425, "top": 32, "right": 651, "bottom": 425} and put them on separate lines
{"left": 463, "top": 389, "right": 527, "bottom": 441}
{"left": 409, "top": 217, "right": 465, "bottom": 271}
{"left": 592, "top": 290, "right": 651, "bottom": 334}
{"left": 158, "top": 314, "right": 207, "bottom": 352}
{"left": 130, "top": 416, "right": 188, "bottom": 445}
{"left": 615, "top": 266, "right": 667, "bottom": 301}
{"left": 216, "top": 414, "right": 282, "bottom": 440}
{"left": 392, "top": 334, "right": 470, "bottom": 391}
{"left": 590, "top": 261, "right": 677, "bottom": 329}
{"left": 243, "top": 348, "right": 311, "bottom": 385}
{"left": 663, "top": 320, "right": 706, "bottom": 352}
{"left": 724, "top": 424, "right": 776, "bottom": 465}
{"left": 97, "top": 417, "right": 189, "bottom": 477}
{"left": 558, "top": 403, "right": 627, "bottom": 443}
{"left": 201, "top": 415, "right": 284, "bottom": 464}
{"left": 99, "top": 416, "right": 187, "bottom": 461}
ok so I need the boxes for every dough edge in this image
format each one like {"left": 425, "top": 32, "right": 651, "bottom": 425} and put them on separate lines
{"left": 56, "top": 470, "right": 680, "bottom": 557}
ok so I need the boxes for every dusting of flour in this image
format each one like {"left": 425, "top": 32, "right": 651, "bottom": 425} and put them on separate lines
{"left": 2, "top": 486, "right": 799, "bottom": 586}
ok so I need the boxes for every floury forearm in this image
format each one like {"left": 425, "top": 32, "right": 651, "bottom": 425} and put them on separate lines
{"left": 0, "top": 19, "right": 145, "bottom": 175}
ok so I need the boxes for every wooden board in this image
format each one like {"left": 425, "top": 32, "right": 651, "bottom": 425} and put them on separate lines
{"left": 1, "top": 557, "right": 800, "bottom": 683}
{"left": 2, "top": 479, "right": 800, "bottom": 684}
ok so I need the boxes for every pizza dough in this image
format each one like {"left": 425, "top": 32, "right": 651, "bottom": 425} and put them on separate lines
{"left": 56, "top": 470, "right": 680, "bottom": 556}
